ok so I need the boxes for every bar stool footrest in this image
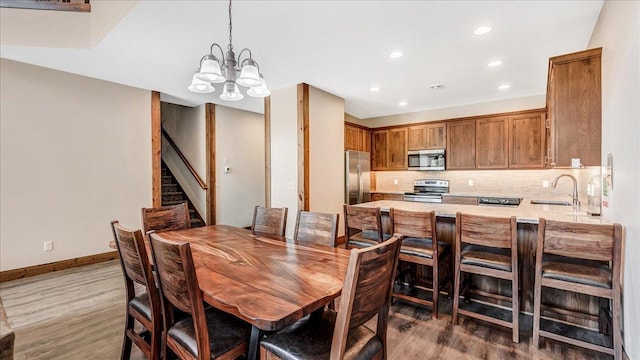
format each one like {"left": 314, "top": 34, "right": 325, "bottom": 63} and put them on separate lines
{"left": 393, "top": 284, "right": 434, "bottom": 307}
{"left": 539, "top": 318, "right": 613, "bottom": 355}
{"left": 458, "top": 300, "right": 514, "bottom": 327}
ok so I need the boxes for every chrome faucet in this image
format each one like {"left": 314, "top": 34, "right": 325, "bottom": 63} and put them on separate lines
{"left": 551, "top": 174, "right": 579, "bottom": 209}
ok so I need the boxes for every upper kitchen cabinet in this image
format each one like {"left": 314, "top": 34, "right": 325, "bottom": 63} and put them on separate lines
{"left": 476, "top": 117, "right": 509, "bottom": 169}
{"left": 407, "top": 123, "right": 446, "bottom": 150}
{"left": 344, "top": 122, "right": 371, "bottom": 153}
{"left": 371, "top": 128, "right": 407, "bottom": 170}
{"left": 371, "top": 130, "right": 388, "bottom": 170}
{"left": 447, "top": 120, "right": 476, "bottom": 169}
{"left": 547, "top": 48, "right": 602, "bottom": 167}
{"left": 509, "top": 112, "right": 546, "bottom": 168}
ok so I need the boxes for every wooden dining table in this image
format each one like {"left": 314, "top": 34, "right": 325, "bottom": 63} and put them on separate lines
{"left": 153, "top": 224, "right": 351, "bottom": 360}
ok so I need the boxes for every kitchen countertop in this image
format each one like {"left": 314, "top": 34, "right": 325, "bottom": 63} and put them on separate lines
{"left": 355, "top": 198, "right": 611, "bottom": 225}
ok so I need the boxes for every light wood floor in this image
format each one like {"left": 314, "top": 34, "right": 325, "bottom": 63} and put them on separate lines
{"left": 0, "top": 260, "right": 611, "bottom": 360}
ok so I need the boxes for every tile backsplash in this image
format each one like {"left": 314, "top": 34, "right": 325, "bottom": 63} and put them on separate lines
{"left": 373, "top": 167, "right": 601, "bottom": 203}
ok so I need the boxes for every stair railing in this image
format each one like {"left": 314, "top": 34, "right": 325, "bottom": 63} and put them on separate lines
{"left": 161, "top": 128, "right": 207, "bottom": 190}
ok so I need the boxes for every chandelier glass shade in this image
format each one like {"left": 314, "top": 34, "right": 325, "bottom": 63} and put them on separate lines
{"left": 189, "top": 0, "right": 269, "bottom": 101}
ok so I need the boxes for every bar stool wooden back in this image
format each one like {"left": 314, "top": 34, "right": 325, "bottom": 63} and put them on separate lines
{"left": 389, "top": 208, "right": 452, "bottom": 319}
{"left": 110, "top": 221, "right": 162, "bottom": 360}
{"left": 533, "top": 218, "right": 623, "bottom": 359}
{"left": 343, "top": 204, "right": 384, "bottom": 249}
{"left": 452, "top": 212, "right": 520, "bottom": 343}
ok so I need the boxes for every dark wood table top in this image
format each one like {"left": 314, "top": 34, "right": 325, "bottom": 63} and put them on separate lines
{"left": 155, "top": 224, "right": 350, "bottom": 331}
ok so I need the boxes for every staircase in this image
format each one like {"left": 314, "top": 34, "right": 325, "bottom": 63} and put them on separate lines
{"left": 161, "top": 162, "right": 205, "bottom": 228}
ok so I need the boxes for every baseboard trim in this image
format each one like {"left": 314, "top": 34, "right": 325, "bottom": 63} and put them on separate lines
{"left": 0, "top": 251, "right": 118, "bottom": 283}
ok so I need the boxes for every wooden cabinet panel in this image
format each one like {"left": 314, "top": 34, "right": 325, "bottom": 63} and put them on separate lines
{"left": 371, "top": 130, "right": 388, "bottom": 170}
{"left": 345, "top": 124, "right": 360, "bottom": 151}
{"left": 362, "top": 129, "right": 371, "bottom": 153}
{"left": 388, "top": 128, "right": 407, "bottom": 169}
{"left": 447, "top": 120, "right": 476, "bottom": 169}
{"left": 371, "top": 193, "right": 384, "bottom": 201}
{"left": 407, "top": 125, "right": 427, "bottom": 150}
{"left": 476, "top": 117, "right": 509, "bottom": 169}
{"left": 442, "top": 196, "right": 478, "bottom": 205}
{"left": 371, "top": 193, "right": 404, "bottom": 201}
{"left": 509, "top": 113, "right": 546, "bottom": 168}
{"left": 425, "top": 123, "right": 446, "bottom": 149}
{"left": 548, "top": 48, "right": 601, "bottom": 166}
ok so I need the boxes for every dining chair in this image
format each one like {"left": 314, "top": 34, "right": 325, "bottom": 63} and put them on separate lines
{"left": 149, "top": 232, "right": 252, "bottom": 360}
{"left": 141, "top": 203, "right": 191, "bottom": 261}
{"left": 251, "top": 206, "right": 288, "bottom": 237}
{"left": 293, "top": 210, "right": 339, "bottom": 247}
{"left": 451, "top": 212, "right": 520, "bottom": 343}
{"left": 389, "top": 208, "right": 452, "bottom": 319}
{"left": 533, "top": 219, "right": 623, "bottom": 359}
{"left": 259, "top": 234, "right": 402, "bottom": 360}
{"left": 343, "top": 204, "right": 385, "bottom": 249}
{"left": 110, "top": 221, "right": 162, "bottom": 360}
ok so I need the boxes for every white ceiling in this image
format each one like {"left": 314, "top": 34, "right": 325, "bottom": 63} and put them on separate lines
{"left": 0, "top": 0, "right": 603, "bottom": 120}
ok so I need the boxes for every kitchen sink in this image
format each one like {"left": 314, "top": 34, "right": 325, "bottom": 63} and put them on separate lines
{"left": 530, "top": 199, "right": 572, "bottom": 206}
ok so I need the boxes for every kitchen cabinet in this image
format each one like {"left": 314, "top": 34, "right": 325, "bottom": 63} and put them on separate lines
{"left": 442, "top": 196, "right": 478, "bottom": 205}
{"left": 547, "top": 48, "right": 601, "bottom": 167}
{"left": 388, "top": 128, "right": 407, "bottom": 169}
{"left": 407, "top": 123, "right": 446, "bottom": 150}
{"left": 344, "top": 123, "right": 371, "bottom": 153}
{"left": 476, "top": 117, "right": 509, "bottom": 169}
{"left": 371, "top": 130, "right": 388, "bottom": 170}
{"left": 371, "top": 128, "right": 407, "bottom": 170}
{"left": 371, "top": 193, "right": 404, "bottom": 201}
{"left": 447, "top": 120, "right": 476, "bottom": 170}
{"left": 509, "top": 112, "right": 546, "bottom": 168}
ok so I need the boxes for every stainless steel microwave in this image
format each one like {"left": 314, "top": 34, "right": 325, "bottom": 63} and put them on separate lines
{"left": 407, "top": 149, "right": 445, "bottom": 171}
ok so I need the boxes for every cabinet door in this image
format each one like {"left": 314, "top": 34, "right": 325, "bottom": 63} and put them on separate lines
{"left": 388, "top": 128, "right": 407, "bottom": 169}
{"left": 447, "top": 120, "right": 476, "bottom": 169}
{"left": 371, "top": 130, "right": 388, "bottom": 170}
{"left": 425, "top": 123, "right": 446, "bottom": 149}
{"left": 360, "top": 128, "right": 371, "bottom": 153}
{"left": 476, "top": 117, "right": 509, "bottom": 169}
{"left": 407, "top": 125, "right": 427, "bottom": 150}
{"left": 371, "top": 193, "right": 384, "bottom": 201}
{"left": 509, "top": 113, "right": 546, "bottom": 168}
{"left": 548, "top": 48, "right": 601, "bottom": 166}
{"left": 344, "top": 124, "right": 359, "bottom": 151}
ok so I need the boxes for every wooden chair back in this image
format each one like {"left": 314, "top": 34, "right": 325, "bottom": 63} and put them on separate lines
{"left": 141, "top": 203, "right": 191, "bottom": 234}
{"left": 251, "top": 206, "right": 288, "bottom": 237}
{"left": 539, "top": 219, "right": 621, "bottom": 262}
{"left": 149, "top": 232, "right": 211, "bottom": 359}
{"left": 343, "top": 205, "right": 383, "bottom": 241}
{"left": 331, "top": 235, "right": 402, "bottom": 358}
{"left": 111, "top": 221, "right": 152, "bottom": 288}
{"left": 293, "top": 210, "right": 339, "bottom": 247}
{"left": 389, "top": 208, "right": 436, "bottom": 240}
{"left": 457, "top": 212, "right": 516, "bottom": 249}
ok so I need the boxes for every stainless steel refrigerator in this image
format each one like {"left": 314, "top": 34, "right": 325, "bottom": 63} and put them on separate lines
{"left": 345, "top": 150, "right": 371, "bottom": 204}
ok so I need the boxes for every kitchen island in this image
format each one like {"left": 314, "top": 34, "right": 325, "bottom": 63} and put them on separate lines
{"left": 355, "top": 199, "right": 614, "bottom": 329}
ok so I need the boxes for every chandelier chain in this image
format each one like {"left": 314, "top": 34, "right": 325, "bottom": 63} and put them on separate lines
{"left": 228, "top": 0, "right": 233, "bottom": 51}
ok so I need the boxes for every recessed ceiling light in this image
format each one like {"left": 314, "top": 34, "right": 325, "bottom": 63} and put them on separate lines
{"left": 398, "top": 101, "right": 408, "bottom": 106}
{"left": 389, "top": 51, "right": 404, "bottom": 59}
{"left": 488, "top": 60, "right": 502, "bottom": 67}
{"left": 429, "top": 84, "right": 444, "bottom": 90}
{"left": 498, "top": 84, "right": 511, "bottom": 90}
{"left": 474, "top": 25, "right": 492, "bottom": 35}
{"left": 370, "top": 86, "right": 380, "bottom": 92}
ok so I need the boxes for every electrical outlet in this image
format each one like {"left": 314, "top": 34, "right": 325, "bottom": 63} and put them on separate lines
{"left": 44, "top": 241, "right": 53, "bottom": 252}
{"left": 393, "top": 179, "right": 398, "bottom": 185}
{"left": 542, "top": 180, "right": 549, "bottom": 188}
{"left": 468, "top": 180, "right": 474, "bottom": 187}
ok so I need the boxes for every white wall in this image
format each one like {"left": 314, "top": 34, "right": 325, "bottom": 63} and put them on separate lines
{"left": 353, "top": 94, "right": 545, "bottom": 128}
{"left": 215, "top": 106, "right": 265, "bottom": 227}
{"left": 269, "top": 85, "right": 299, "bottom": 238}
{"left": 161, "top": 103, "right": 206, "bottom": 217}
{"left": 588, "top": 2, "right": 640, "bottom": 357}
{"left": 309, "top": 87, "right": 345, "bottom": 237}
{"left": 0, "top": 59, "right": 151, "bottom": 271}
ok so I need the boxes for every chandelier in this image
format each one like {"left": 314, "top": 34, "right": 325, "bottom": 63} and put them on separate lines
{"left": 188, "top": 0, "right": 270, "bottom": 101}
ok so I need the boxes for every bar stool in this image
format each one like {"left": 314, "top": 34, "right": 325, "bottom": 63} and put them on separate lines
{"left": 452, "top": 212, "right": 519, "bottom": 343}
{"left": 343, "top": 204, "right": 384, "bottom": 249}
{"left": 533, "top": 218, "right": 623, "bottom": 359}
{"left": 389, "top": 208, "right": 452, "bottom": 319}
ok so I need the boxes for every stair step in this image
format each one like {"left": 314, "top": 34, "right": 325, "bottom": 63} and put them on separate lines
{"left": 161, "top": 176, "right": 173, "bottom": 185}
{"left": 190, "top": 218, "right": 204, "bottom": 228}
{"left": 162, "top": 199, "right": 187, "bottom": 206}
{"left": 162, "top": 183, "right": 177, "bottom": 192}
{"left": 161, "top": 168, "right": 169, "bottom": 176}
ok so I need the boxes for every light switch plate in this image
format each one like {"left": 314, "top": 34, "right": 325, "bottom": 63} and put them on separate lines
{"left": 468, "top": 180, "right": 474, "bottom": 187}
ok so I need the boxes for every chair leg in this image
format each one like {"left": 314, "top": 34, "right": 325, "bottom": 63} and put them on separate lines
{"left": 452, "top": 268, "right": 461, "bottom": 325}
{"left": 613, "top": 294, "right": 622, "bottom": 360}
{"left": 121, "top": 313, "right": 134, "bottom": 360}
{"left": 432, "top": 263, "right": 439, "bottom": 320}
{"left": 511, "top": 272, "right": 519, "bottom": 343}
{"left": 532, "top": 284, "right": 542, "bottom": 348}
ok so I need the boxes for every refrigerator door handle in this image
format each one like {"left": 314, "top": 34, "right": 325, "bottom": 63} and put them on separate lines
{"left": 357, "top": 163, "right": 362, "bottom": 203}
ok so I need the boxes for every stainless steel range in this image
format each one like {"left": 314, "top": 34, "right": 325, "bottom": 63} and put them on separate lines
{"left": 403, "top": 179, "right": 449, "bottom": 203}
